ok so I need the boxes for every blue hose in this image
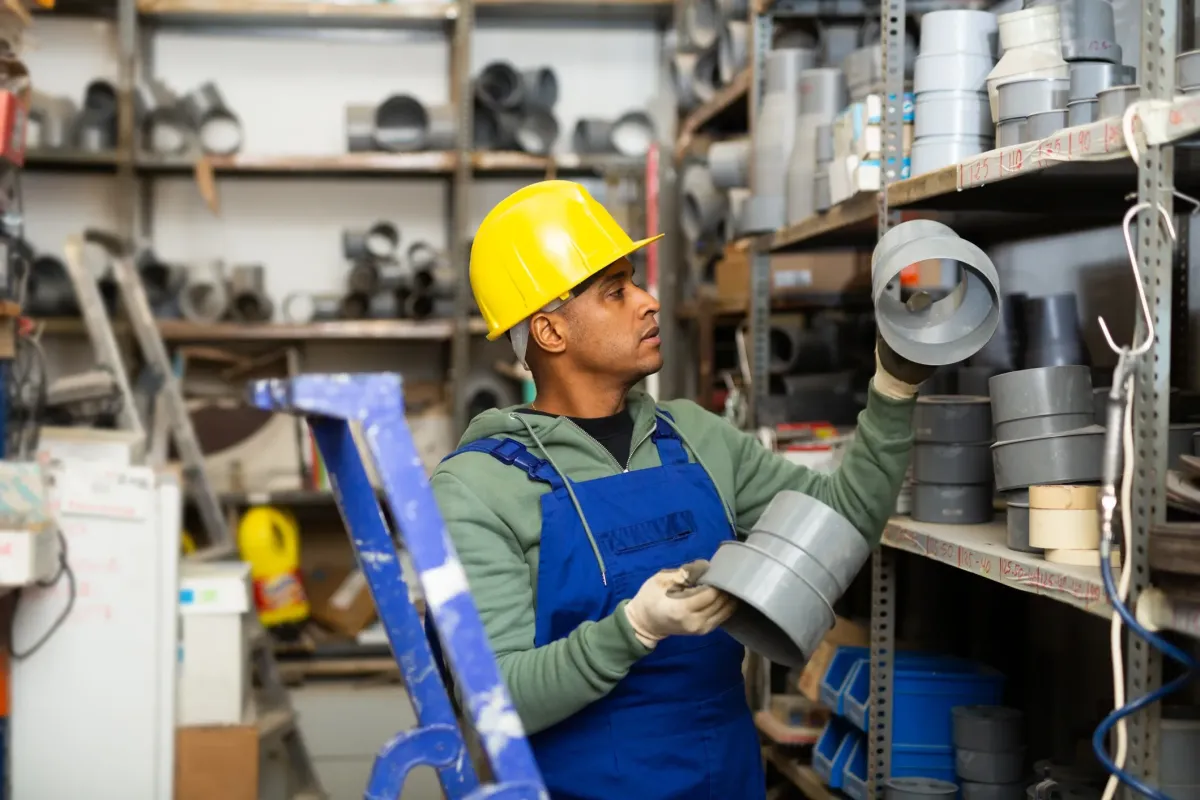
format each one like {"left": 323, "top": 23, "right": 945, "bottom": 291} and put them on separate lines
{"left": 1092, "top": 551, "right": 1198, "bottom": 799}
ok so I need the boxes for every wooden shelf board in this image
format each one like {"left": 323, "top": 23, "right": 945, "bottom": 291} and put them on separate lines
{"left": 883, "top": 515, "right": 1112, "bottom": 619}
{"left": 471, "top": 151, "right": 645, "bottom": 175}
{"left": 142, "top": 151, "right": 458, "bottom": 176}
{"left": 138, "top": 0, "right": 456, "bottom": 22}
{"left": 679, "top": 68, "right": 751, "bottom": 140}
{"left": 35, "top": 317, "right": 488, "bottom": 341}
{"left": 770, "top": 191, "right": 878, "bottom": 251}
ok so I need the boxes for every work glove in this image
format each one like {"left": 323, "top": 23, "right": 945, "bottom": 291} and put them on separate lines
{"left": 874, "top": 334, "right": 937, "bottom": 400}
{"left": 623, "top": 560, "right": 738, "bottom": 649}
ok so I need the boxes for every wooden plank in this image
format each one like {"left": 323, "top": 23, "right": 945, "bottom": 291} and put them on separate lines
{"left": 35, "top": 317, "right": 489, "bottom": 341}
{"left": 138, "top": 0, "right": 455, "bottom": 21}
{"left": 883, "top": 516, "right": 1112, "bottom": 618}
{"left": 770, "top": 191, "right": 878, "bottom": 251}
{"left": 676, "top": 68, "right": 751, "bottom": 156}
{"left": 478, "top": 0, "right": 669, "bottom": 6}
{"left": 470, "top": 151, "right": 644, "bottom": 174}
{"left": 277, "top": 656, "right": 400, "bottom": 685}
{"left": 140, "top": 151, "right": 457, "bottom": 175}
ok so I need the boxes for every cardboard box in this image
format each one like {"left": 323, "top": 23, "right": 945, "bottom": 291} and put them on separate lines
{"left": 715, "top": 249, "right": 871, "bottom": 305}
{"left": 307, "top": 564, "right": 376, "bottom": 637}
{"left": 797, "top": 617, "right": 870, "bottom": 704}
{"left": 178, "top": 562, "right": 252, "bottom": 727}
{"left": 176, "top": 724, "right": 258, "bottom": 800}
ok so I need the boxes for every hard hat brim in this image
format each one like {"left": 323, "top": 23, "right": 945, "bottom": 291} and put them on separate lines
{"left": 484, "top": 231, "right": 666, "bottom": 340}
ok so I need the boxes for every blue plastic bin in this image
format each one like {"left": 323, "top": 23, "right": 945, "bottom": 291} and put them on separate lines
{"left": 819, "top": 646, "right": 869, "bottom": 713}
{"left": 843, "top": 656, "right": 1005, "bottom": 747}
{"left": 842, "top": 653, "right": 953, "bottom": 730}
{"left": 813, "top": 718, "right": 860, "bottom": 789}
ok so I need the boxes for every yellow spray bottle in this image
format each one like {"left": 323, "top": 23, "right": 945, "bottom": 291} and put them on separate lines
{"left": 237, "top": 505, "right": 310, "bottom": 632}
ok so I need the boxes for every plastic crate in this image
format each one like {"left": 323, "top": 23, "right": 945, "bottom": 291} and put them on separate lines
{"left": 819, "top": 645, "right": 869, "bottom": 713}
{"left": 813, "top": 718, "right": 860, "bottom": 789}
{"left": 841, "top": 737, "right": 957, "bottom": 800}
{"left": 843, "top": 656, "right": 1004, "bottom": 747}
{"left": 842, "top": 653, "right": 953, "bottom": 730}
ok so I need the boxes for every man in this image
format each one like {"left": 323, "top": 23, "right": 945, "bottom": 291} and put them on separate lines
{"left": 432, "top": 180, "right": 929, "bottom": 799}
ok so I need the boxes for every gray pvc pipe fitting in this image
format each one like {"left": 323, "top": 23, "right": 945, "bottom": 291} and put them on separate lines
{"left": 425, "top": 105, "right": 457, "bottom": 151}
{"left": 718, "top": 20, "right": 749, "bottom": 84}
{"left": 873, "top": 220, "right": 1001, "bottom": 366}
{"left": 912, "top": 483, "right": 993, "bottom": 524}
{"left": 953, "top": 706, "right": 1024, "bottom": 751}
{"left": 475, "top": 62, "right": 524, "bottom": 110}
{"left": 282, "top": 292, "right": 342, "bottom": 324}
{"left": 229, "top": 264, "right": 273, "bottom": 322}
{"left": 988, "top": 365, "right": 1093, "bottom": 439}
{"left": 708, "top": 138, "right": 750, "bottom": 190}
{"left": 991, "top": 425, "right": 1106, "bottom": 491}
{"left": 611, "top": 111, "right": 655, "bottom": 157}
{"left": 957, "top": 748, "right": 1026, "bottom": 784}
{"left": 915, "top": 395, "right": 993, "bottom": 443}
{"left": 408, "top": 241, "right": 440, "bottom": 273}
{"left": 699, "top": 490, "right": 870, "bottom": 667}
{"left": 913, "top": 442, "right": 993, "bottom": 484}
{"left": 1004, "top": 490, "right": 1040, "bottom": 553}
{"left": 178, "top": 261, "right": 229, "bottom": 324}
{"left": 680, "top": 161, "right": 726, "bottom": 242}
{"left": 375, "top": 95, "right": 428, "bottom": 152}
{"left": 345, "top": 104, "right": 376, "bottom": 152}
{"left": 886, "top": 779, "right": 959, "bottom": 800}
{"left": 343, "top": 221, "right": 400, "bottom": 262}
{"left": 573, "top": 118, "right": 615, "bottom": 154}
{"left": 519, "top": 67, "right": 558, "bottom": 110}
{"left": 962, "top": 783, "right": 1024, "bottom": 800}
{"left": 515, "top": 108, "right": 559, "bottom": 156}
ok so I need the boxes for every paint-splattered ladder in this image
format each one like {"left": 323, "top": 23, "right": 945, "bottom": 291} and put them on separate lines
{"left": 249, "top": 373, "right": 547, "bottom": 800}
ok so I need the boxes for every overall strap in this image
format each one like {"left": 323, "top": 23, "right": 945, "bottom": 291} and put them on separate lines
{"left": 442, "top": 437, "right": 565, "bottom": 490}
{"left": 651, "top": 409, "right": 690, "bottom": 467}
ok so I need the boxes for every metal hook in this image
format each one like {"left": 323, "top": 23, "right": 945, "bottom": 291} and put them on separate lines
{"left": 1100, "top": 201, "right": 1176, "bottom": 357}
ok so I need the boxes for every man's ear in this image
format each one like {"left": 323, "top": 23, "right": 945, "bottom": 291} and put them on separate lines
{"left": 529, "top": 310, "right": 567, "bottom": 356}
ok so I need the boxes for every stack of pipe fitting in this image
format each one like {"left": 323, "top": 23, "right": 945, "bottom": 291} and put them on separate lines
{"left": 742, "top": 46, "right": 818, "bottom": 233}
{"left": 141, "top": 80, "right": 244, "bottom": 158}
{"left": 27, "top": 80, "right": 121, "bottom": 153}
{"left": 706, "top": 137, "right": 751, "bottom": 244}
{"left": 670, "top": 0, "right": 749, "bottom": 112}
{"left": 1024, "top": 0, "right": 1132, "bottom": 123}
{"left": 911, "top": 396, "right": 995, "bottom": 525}
{"left": 572, "top": 109, "right": 657, "bottom": 158}
{"left": 785, "top": 68, "right": 847, "bottom": 225}
{"left": 986, "top": 6, "right": 1068, "bottom": 129}
{"left": 472, "top": 62, "right": 565, "bottom": 156}
{"left": 347, "top": 94, "right": 455, "bottom": 153}
{"left": 841, "top": 24, "right": 917, "bottom": 103}
{"left": 995, "top": 76, "right": 1070, "bottom": 147}
{"left": 1177, "top": 51, "right": 1200, "bottom": 96}
{"left": 697, "top": 490, "right": 871, "bottom": 668}
{"left": 176, "top": 261, "right": 275, "bottom": 323}
{"left": 1062, "top": 62, "right": 1136, "bottom": 128}
{"left": 284, "top": 222, "right": 452, "bottom": 323}
{"left": 988, "top": 365, "right": 1105, "bottom": 555}
{"left": 953, "top": 707, "right": 1027, "bottom": 799}
{"left": 911, "top": 10, "right": 998, "bottom": 176}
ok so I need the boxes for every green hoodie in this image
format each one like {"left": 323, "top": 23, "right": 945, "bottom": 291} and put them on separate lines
{"left": 430, "top": 382, "right": 914, "bottom": 734}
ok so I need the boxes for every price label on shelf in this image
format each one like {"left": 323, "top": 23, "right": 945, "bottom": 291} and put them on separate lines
{"left": 954, "top": 120, "right": 1128, "bottom": 191}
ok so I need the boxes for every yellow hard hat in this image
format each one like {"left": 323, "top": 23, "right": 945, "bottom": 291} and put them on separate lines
{"left": 470, "top": 180, "right": 664, "bottom": 339}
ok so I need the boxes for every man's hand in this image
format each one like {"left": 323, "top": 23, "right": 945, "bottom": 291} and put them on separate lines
{"left": 874, "top": 334, "right": 937, "bottom": 400}
{"left": 624, "top": 563, "right": 738, "bottom": 648}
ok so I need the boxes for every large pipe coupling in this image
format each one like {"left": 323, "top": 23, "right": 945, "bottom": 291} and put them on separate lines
{"left": 872, "top": 220, "right": 1001, "bottom": 366}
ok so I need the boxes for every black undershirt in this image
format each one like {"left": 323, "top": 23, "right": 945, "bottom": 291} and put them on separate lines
{"left": 516, "top": 406, "right": 635, "bottom": 467}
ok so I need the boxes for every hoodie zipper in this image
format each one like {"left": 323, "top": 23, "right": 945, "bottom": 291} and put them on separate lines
{"left": 559, "top": 417, "right": 656, "bottom": 474}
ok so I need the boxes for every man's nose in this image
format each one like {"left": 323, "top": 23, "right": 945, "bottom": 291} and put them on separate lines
{"left": 635, "top": 284, "right": 660, "bottom": 316}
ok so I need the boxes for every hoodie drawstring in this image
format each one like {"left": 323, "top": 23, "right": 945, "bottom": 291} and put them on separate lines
{"left": 513, "top": 413, "right": 609, "bottom": 585}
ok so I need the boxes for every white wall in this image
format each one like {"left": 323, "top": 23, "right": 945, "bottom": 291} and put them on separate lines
{"left": 21, "top": 13, "right": 666, "bottom": 322}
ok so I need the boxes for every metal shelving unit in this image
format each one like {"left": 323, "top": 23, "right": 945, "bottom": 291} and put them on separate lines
{"left": 664, "top": 0, "right": 1198, "bottom": 794}
{"left": 32, "top": 0, "right": 668, "bottom": 433}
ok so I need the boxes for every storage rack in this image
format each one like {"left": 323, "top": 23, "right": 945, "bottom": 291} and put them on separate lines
{"left": 30, "top": 0, "right": 669, "bottom": 433}
{"left": 667, "top": 0, "right": 1197, "bottom": 794}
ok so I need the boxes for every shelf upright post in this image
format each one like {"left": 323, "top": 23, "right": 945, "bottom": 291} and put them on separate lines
{"left": 116, "top": 0, "right": 139, "bottom": 246}
{"left": 1125, "top": 0, "right": 1179, "bottom": 788}
{"left": 869, "top": 0, "right": 907, "bottom": 794}
{"left": 746, "top": 7, "right": 774, "bottom": 430}
{"left": 450, "top": 0, "right": 475, "bottom": 435}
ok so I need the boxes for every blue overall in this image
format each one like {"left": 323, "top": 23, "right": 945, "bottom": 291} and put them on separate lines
{"left": 438, "top": 411, "right": 765, "bottom": 800}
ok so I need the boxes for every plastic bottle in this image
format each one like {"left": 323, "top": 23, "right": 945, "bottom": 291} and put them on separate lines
{"left": 237, "top": 505, "right": 309, "bottom": 633}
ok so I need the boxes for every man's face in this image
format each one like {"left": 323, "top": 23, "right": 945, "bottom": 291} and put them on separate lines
{"left": 561, "top": 258, "right": 662, "bottom": 384}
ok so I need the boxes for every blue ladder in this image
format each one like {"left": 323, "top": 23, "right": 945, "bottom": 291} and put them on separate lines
{"left": 249, "top": 373, "right": 547, "bottom": 800}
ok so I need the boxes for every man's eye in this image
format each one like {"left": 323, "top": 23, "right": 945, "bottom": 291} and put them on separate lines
{"left": 610, "top": 288, "right": 625, "bottom": 299}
